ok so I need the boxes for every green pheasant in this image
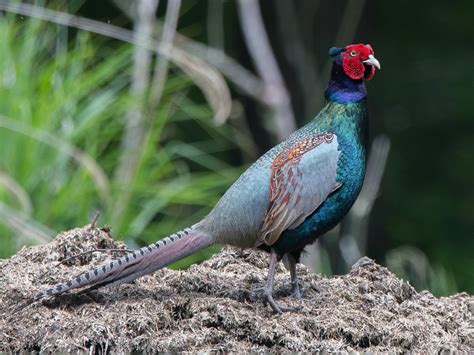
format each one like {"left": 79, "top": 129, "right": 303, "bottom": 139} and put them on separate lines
{"left": 30, "top": 43, "right": 380, "bottom": 313}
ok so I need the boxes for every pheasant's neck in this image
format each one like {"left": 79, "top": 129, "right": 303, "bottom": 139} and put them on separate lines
{"left": 325, "top": 62, "right": 367, "bottom": 103}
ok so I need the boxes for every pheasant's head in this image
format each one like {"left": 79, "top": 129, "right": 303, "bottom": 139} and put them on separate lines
{"left": 329, "top": 44, "right": 380, "bottom": 80}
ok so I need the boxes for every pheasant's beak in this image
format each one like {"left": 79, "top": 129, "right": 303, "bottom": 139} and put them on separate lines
{"left": 363, "top": 55, "right": 381, "bottom": 70}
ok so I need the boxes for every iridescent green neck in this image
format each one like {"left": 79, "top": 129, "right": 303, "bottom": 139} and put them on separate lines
{"left": 308, "top": 100, "right": 368, "bottom": 151}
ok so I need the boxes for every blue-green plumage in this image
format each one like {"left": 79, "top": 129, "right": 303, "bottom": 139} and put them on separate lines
{"left": 273, "top": 100, "right": 368, "bottom": 256}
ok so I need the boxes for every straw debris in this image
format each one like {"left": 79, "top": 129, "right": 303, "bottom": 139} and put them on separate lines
{"left": 0, "top": 225, "right": 472, "bottom": 352}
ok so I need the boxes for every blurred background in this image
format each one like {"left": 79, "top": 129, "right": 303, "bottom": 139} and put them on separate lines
{"left": 0, "top": 0, "right": 472, "bottom": 296}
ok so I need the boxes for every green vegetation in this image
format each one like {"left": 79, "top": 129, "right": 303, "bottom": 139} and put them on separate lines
{"left": 0, "top": 14, "right": 240, "bottom": 266}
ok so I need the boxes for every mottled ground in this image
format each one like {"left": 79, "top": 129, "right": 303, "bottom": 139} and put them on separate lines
{"left": 0, "top": 225, "right": 472, "bottom": 352}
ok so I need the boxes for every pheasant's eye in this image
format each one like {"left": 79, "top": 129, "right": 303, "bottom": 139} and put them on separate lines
{"left": 349, "top": 50, "right": 357, "bottom": 57}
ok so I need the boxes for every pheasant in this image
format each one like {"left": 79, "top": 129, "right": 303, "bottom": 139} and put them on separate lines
{"left": 29, "top": 44, "right": 380, "bottom": 313}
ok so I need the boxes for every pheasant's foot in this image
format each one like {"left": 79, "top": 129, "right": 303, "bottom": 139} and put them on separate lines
{"left": 287, "top": 253, "right": 307, "bottom": 300}
{"left": 290, "top": 282, "right": 305, "bottom": 299}
{"left": 262, "top": 249, "right": 300, "bottom": 313}
{"left": 262, "top": 289, "right": 297, "bottom": 314}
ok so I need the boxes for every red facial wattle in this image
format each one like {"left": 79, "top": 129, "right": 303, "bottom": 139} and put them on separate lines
{"left": 342, "top": 44, "right": 378, "bottom": 81}
{"left": 342, "top": 55, "right": 365, "bottom": 80}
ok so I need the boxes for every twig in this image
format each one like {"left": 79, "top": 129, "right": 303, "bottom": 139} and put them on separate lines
{"left": 179, "top": 40, "right": 266, "bottom": 104}
{"left": 148, "top": 0, "right": 181, "bottom": 113}
{"left": 89, "top": 211, "right": 101, "bottom": 230}
{"left": 170, "top": 47, "right": 232, "bottom": 124}
{"left": 114, "top": 0, "right": 183, "bottom": 224}
{"left": 237, "top": 0, "right": 297, "bottom": 140}
{"left": 112, "top": 0, "right": 159, "bottom": 225}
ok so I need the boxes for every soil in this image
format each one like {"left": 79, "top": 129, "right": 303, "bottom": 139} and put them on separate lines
{"left": 0, "top": 225, "right": 472, "bottom": 352}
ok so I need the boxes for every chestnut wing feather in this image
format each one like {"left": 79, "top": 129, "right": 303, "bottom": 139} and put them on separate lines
{"left": 258, "top": 133, "right": 341, "bottom": 246}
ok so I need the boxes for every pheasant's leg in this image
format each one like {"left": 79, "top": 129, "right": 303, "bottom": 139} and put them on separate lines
{"left": 263, "top": 249, "right": 293, "bottom": 313}
{"left": 287, "top": 253, "right": 304, "bottom": 299}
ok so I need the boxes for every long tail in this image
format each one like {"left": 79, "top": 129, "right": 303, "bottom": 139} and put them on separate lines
{"left": 30, "top": 226, "right": 213, "bottom": 303}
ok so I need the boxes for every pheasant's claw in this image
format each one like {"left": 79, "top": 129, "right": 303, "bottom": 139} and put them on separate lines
{"left": 290, "top": 283, "right": 305, "bottom": 299}
{"left": 262, "top": 288, "right": 299, "bottom": 313}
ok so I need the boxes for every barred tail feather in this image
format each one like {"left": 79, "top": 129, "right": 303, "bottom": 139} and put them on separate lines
{"left": 31, "top": 227, "right": 213, "bottom": 302}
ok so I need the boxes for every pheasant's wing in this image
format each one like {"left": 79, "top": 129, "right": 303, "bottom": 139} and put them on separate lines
{"left": 258, "top": 132, "right": 341, "bottom": 245}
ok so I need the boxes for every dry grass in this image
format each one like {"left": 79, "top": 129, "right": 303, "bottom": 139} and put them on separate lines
{"left": 0, "top": 225, "right": 472, "bottom": 352}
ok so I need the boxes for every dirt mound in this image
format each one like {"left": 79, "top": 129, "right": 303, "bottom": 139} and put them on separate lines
{"left": 0, "top": 225, "right": 472, "bottom": 352}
